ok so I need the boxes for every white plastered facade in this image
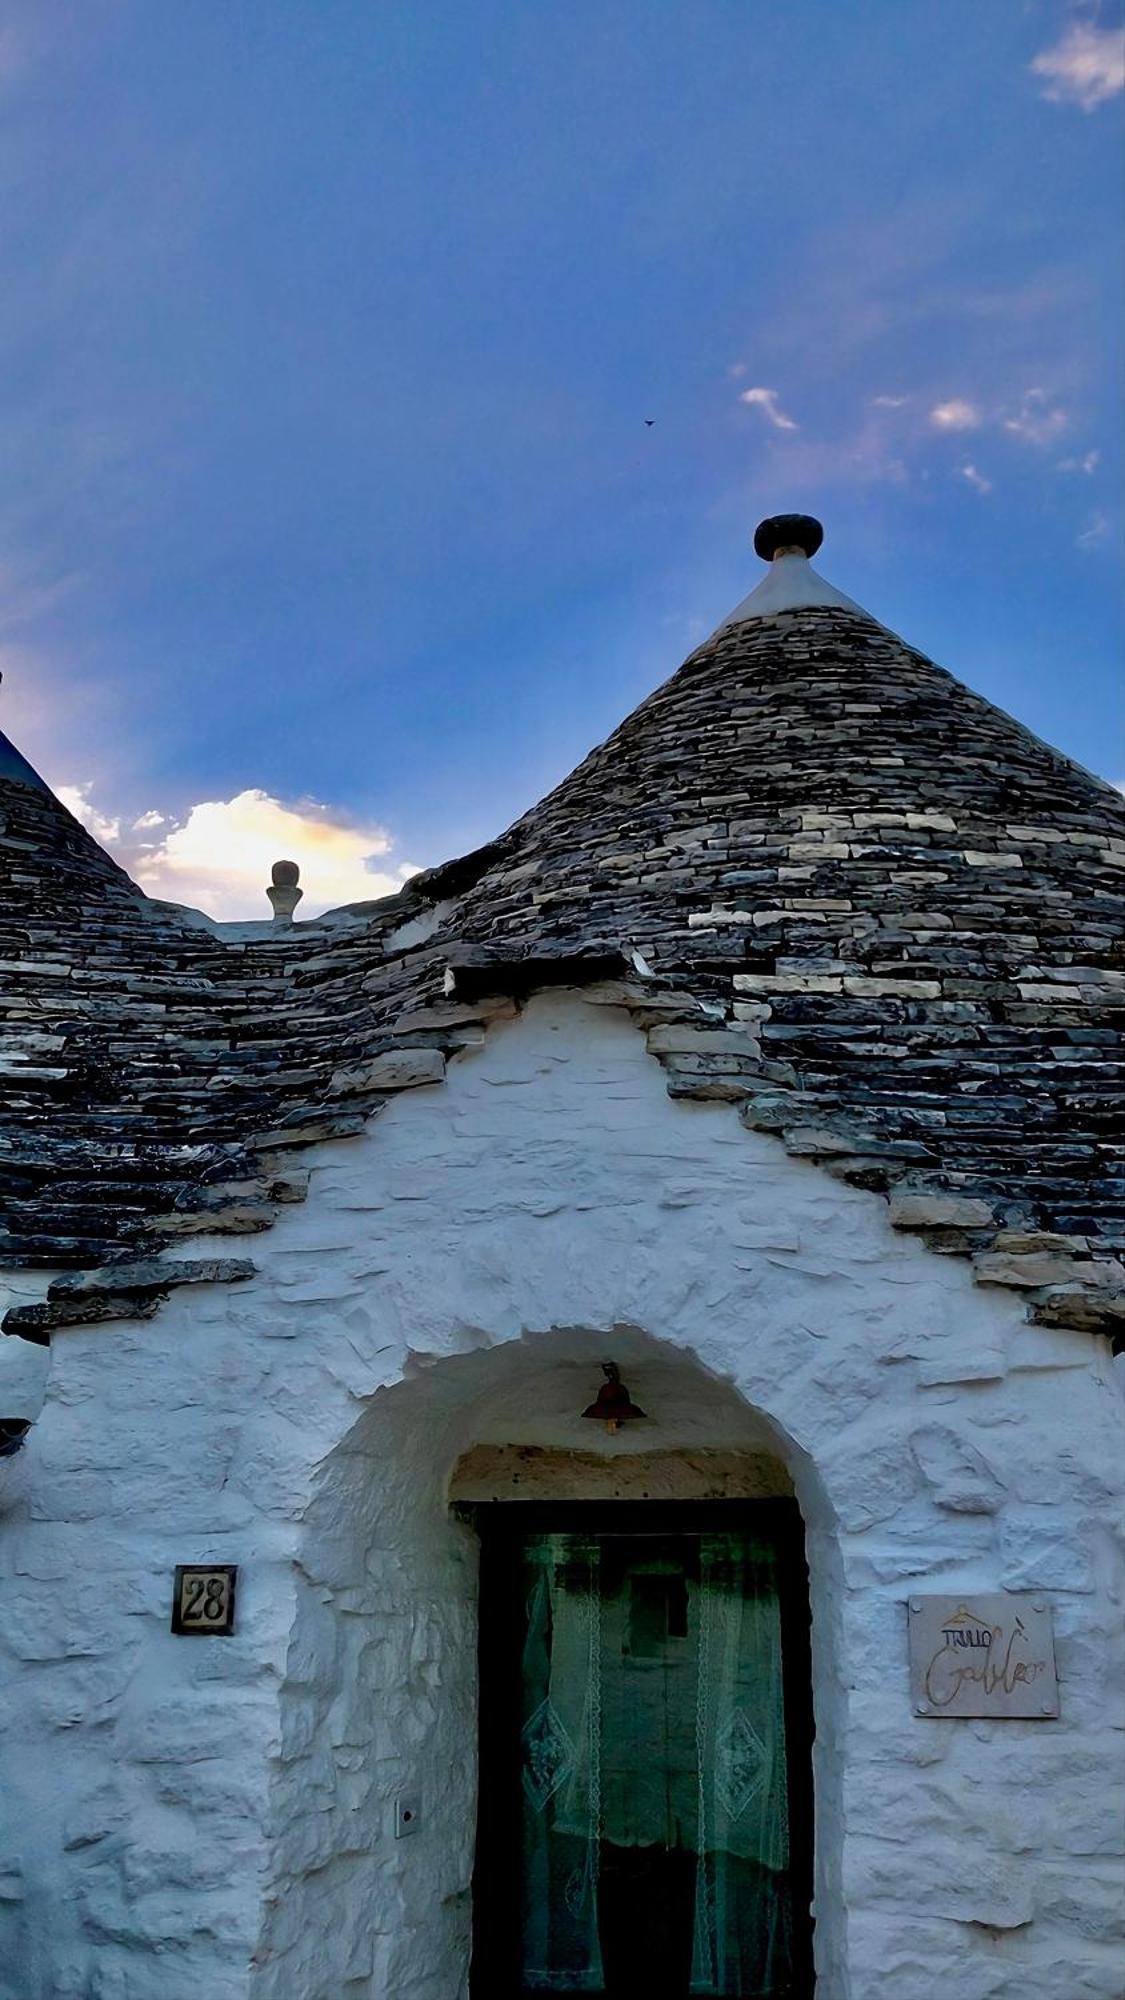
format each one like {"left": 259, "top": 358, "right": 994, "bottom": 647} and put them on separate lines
{"left": 0, "top": 993, "right": 1122, "bottom": 2000}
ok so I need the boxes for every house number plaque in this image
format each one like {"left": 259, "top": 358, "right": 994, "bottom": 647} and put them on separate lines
{"left": 171, "top": 1565, "right": 238, "bottom": 1636}
{"left": 908, "top": 1594, "right": 1058, "bottom": 1719}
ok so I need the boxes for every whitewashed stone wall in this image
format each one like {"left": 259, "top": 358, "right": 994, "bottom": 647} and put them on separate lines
{"left": 0, "top": 993, "right": 1121, "bottom": 1999}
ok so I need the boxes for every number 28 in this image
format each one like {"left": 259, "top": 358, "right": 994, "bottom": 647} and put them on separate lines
{"left": 173, "top": 1567, "right": 236, "bottom": 1633}
{"left": 183, "top": 1574, "right": 228, "bottom": 1621}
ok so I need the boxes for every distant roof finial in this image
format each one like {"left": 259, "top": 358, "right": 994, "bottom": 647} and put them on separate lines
{"left": 753, "top": 513, "right": 824, "bottom": 563}
{"left": 266, "top": 858, "right": 302, "bottom": 924}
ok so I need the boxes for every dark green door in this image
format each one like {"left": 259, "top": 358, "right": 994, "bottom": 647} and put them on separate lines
{"left": 471, "top": 1503, "right": 814, "bottom": 1998}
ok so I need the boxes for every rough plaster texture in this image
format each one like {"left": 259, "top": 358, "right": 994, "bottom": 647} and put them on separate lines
{"left": 1, "top": 994, "right": 1122, "bottom": 1999}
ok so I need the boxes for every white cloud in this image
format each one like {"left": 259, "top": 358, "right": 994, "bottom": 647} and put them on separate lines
{"left": 738, "top": 386, "right": 799, "bottom": 431}
{"left": 930, "top": 398, "right": 981, "bottom": 432}
{"left": 1031, "top": 21, "right": 1125, "bottom": 111}
{"left": 1057, "top": 448, "right": 1100, "bottom": 475}
{"left": 56, "top": 782, "right": 122, "bottom": 847}
{"left": 53, "top": 782, "right": 423, "bottom": 920}
{"left": 959, "top": 462, "right": 993, "bottom": 496}
{"left": 1004, "top": 386, "right": 1068, "bottom": 446}
{"left": 871, "top": 394, "right": 908, "bottom": 408}
{"left": 1076, "top": 510, "right": 1110, "bottom": 550}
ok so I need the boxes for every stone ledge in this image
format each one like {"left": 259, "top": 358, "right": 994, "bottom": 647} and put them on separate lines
{"left": 1030, "top": 1286, "right": 1125, "bottom": 1344}
{"left": 2, "top": 1293, "right": 163, "bottom": 1343}
{"left": 972, "top": 1250, "right": 1123, "bottom": 1291}
{"left": 49, "top": 1255, "right": 257, "bottom": 1300}
{"left": 889, "top": 1191, "right": 999, "bottom": 1230}
{"left": 3, "top": 1255, "right": 258, "bottom": 1343}
{"left": 329, "top": 1048, "right": 446, "bottom": 1094}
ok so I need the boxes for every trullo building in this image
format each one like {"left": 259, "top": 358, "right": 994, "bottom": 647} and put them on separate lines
{"left": 0, "top": 515, "right": 1122, "bottom": 2000}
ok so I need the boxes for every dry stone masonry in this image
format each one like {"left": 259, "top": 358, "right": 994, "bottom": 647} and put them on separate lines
{"left": 3, "top": 544, "right": 1123, "bottom": 1349}
{"left": 0, "top": 522, "right": 1122, "bottom": 1999}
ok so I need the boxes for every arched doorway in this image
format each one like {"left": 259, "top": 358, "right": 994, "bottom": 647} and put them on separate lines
{"left": 257, "top": 1329, "right": 822, "bottom": 1999}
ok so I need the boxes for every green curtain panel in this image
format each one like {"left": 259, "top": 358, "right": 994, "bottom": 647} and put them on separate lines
{"left": 514, "top": 1530, "right": 798, "bottom": 1997}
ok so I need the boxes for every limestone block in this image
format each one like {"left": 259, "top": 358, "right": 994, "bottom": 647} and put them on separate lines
{"left": 1, "top": 1587, "right": 122, "bottom": 1664}
{"left": 152, "top": 1759, "right": 264, "bottom": 1819}
{"left": 645, "top": 1024, "right": 762, "bottom": 1054}
{"left": 62, "top": 1788, "right": 127, "bottom": 1854}
{"left": 282, "top": 1590, "right": 340, "bottom": 1691}
{"left": 126, "top": 1693, "right": 268, "bottom": 1765}
{"left": 829, "top": 1439, "right": 921, "bottom": 1530}
{"left": 999, "top": 1508, "right": 1095, "bottom": 1592}
{"left": 121, "top": 1839, "right": 259, "bottom": 1899}
{"left": 846, "top": 1509, "right": 996, "bottom": 1584}
{"left": 850, "top": 1839, "right": 1034, "bottom": 1929}
{"left": 1015, "top": 1961, "right": 1125, "bottom": 2000}
{"left": 974, "top": 1252, "right": 1117, "bottom": 1290}
{"left": 784, "top": 1125, "right": 860, "bottom": 1155}
{"left": 1032, "top": 1288, "right": 1125, "bottom": 1333}
{"left": 909, "top": 1423, "right": 1007, "bottom": 1513}
{"left": 889, "top": 1192, "right": 997, "bottom": 1231}
{"left": 665, "top": 1074, "right": 754, "bottom": 1102}
{"left": 33, "top": 1658, "right": 140, "bottom": 1733}
{"left": 78, "top": 1866, "right": 255, "bottom": 1951}
{"left": 48, "top": 1257, "right": 256, "bottom": 1300}
{"left": 843, "top": 975, "right": 943, "bottom": 999}
{"left": 842, "top": 1914, "right": 1015, "bottom": 2000}
{"left": 330, "top": 1047, "right": 445, "bottom": 1094}
{"left": 1034, "top": 1860, "right": 1125, "bottom": 1944}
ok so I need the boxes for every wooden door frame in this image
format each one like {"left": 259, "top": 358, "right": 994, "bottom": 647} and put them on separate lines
{"left": 464, "top": 1499, "right": 816, "bottom": 1998}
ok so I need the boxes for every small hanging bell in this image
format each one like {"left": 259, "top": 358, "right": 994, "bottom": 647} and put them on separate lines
{"left": 581, "top": 1361, "right": 646, "bottom": 1434}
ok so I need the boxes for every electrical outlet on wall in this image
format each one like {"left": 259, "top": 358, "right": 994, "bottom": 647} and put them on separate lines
{"left": 395, "top": 1794, "right": 421, "bottom": 1838}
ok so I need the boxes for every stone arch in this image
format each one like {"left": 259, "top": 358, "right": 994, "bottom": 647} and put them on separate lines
{"left": 251, "top": 1325, "right": 842, "bottom": 2000}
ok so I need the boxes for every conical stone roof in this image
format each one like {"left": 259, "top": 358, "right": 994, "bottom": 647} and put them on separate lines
{"left": 0, "top": 726, "right": 145, "bottom": 918}
{"left": 2, "top": 521, "right": 1123, "bottom": 1345}
{"left": 448, "top": 577, "right": 1122, "bottom": 980}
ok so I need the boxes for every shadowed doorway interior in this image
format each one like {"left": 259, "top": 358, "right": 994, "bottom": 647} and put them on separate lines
{"left": 469, "top": 1503, "right": 814, "bottom": 1997}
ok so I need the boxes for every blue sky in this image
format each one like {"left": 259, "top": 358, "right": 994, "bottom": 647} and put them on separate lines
{"left": 1, "top": 0, "right": 1121, "bottom": 915}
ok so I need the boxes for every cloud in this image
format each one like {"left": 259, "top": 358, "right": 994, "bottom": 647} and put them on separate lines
{"left": 959, "top": 462, "right": 993, "bottom": 496}
{"left": 871, "top": 394, "right": 908, "bottom": 409}
{"left": 56, "top": 783, "right": 122, "bottom": 847}
{"left": 1057, "top": 448, "right": 1100, "bottom": 475}
{"left": 1003, "top": 386, "right": 1068, "bottom": 446}
{"left": 1076, "top": 510, "right": 1110, "bottom": 550}
{"left": 1031, "top": 21, "right": 1125, "bottom": 111}
{"left": 738, "top": 386, "right": 799, "bottom": 431}
{"left": 930, "top": 398, "right": 981, "bottom": 432}
{"left": 54, "top": 782, "right": 422, "bottom": 919}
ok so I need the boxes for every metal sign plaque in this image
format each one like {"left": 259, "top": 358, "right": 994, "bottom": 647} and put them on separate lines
{"left": 908, "top": 1595, "right": 1058, "bottom": 1719}
{"left": 171, "top": 1565, "right": 238, "bottom": 1636}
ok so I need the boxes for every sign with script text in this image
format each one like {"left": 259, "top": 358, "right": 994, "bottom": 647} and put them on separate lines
{"left": 908, "top": 1595, "right": 1058, "bottom": 1719}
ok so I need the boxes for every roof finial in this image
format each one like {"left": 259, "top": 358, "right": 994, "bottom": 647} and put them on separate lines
{"left": 753, "top": 513, "right": 824, "bottom": 562}
{"left": 266, "top": 858, "right": 302, "bottom": 924}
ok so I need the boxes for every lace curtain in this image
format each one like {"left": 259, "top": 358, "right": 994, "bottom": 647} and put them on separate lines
{"left": 517, "top": 1529, "right": 797, "bottom": 1996}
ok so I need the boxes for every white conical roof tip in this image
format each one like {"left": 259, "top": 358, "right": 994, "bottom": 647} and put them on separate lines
{"left": 714, "top": 512, "right": 874, "bottom": 632}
